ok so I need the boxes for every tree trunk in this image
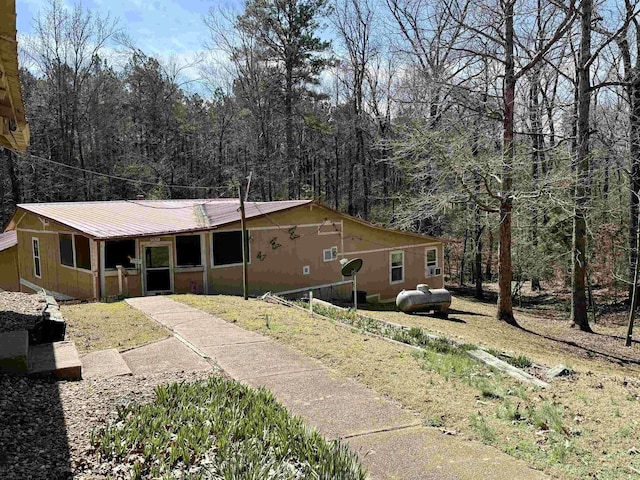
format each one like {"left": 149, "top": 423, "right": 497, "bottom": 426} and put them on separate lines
{"left": 334, "top": 134, "right": 340, "bottom": 209}
{"left": 285, "top": 66, "right": 295, "bottom": 199}
{"left": 475, "top": 208, "right": 484, "bottom": 300}
{"left": 485, "top": 227, "right": 494, "bottom": 280}
{"left": 571, "top": 0, "right": 593, "bottom": 332}
{"left": 460, "top": 227, "right": 468, "bottom": 286}
{"left": 497, "top": 0, "right": 518, "bottom": 326}
{"left": 629, "top": 85, "right": 640, "bottom": 301}
{"left": 530, "top": 77, "right": 543, "bottom": 291}
{"left": 4, "top": 148, "right": 21, "bottom": 206}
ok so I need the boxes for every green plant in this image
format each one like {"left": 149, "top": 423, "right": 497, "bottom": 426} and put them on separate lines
{"left": 509, "top": 355, "right": 533, "bottom": 369}
{"left": 92, "top": 377, "right": 367, "bottom": 479}
{"left": 470, "top": 377, "right": 503, "bottom": 399}
{"left": 507, "top": 385, "right": 529, "bottom": 400}
{"left": 613, "top": 424, "right": 633, "bottom": 439}
{"left": 576, "top": 393, "right": 589, "bottom": 405}
{"left": 486, "top": 348, "right": 505, "bottom": 359}
{"left": 424, "top": 416, "right": 444, "bottom": 427}
{"left": 496, "top": 399, "right": 522, "bottom": 422}
{"left": 547, "top": 432, "right": 574, "bottom": 463}
{"left": 470, "top": 413, "right": 497, "bottom": 444}
{"left": 526, "top": 402, "right": 565, "bottom": 434}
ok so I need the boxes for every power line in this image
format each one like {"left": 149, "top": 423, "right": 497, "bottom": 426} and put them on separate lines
{"left": 124, "top": 199, "right": 236, "bottom": 209}
{"left": 3, "top": 146, "right": 231, "bottom": 192}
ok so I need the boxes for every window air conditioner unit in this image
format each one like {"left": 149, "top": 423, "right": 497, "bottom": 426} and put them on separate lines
{"left": 427, "top": 266, "right": 441, "bottom": 276}
{"left": 323, "top": 247, "right": 338, "bottom": 262}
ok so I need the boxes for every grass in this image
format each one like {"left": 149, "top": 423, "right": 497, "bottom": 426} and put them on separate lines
{"left": 92, "top": 376, "right": 366, "bottom": 479}
{"left": 61, "top": 301, "right": 170, "bottom": 354}
{"left": 173, "top": 293, "right": 640, "bottom": 479}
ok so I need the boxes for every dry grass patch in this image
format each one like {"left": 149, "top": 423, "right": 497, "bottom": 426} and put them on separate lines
{"left": 365, "top": 296, "right": 640, "bottom": 374}
{"left": 61, "top": 301, "right": 170, "bottom": 354}
{"left": 174, "top": 294, "right": 640, "bottom": 479}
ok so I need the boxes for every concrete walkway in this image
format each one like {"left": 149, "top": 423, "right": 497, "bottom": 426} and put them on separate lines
{"left": 122, "top": 296, "right": 547, "bottom": 480}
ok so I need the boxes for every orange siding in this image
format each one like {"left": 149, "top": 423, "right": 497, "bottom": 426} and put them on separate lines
{"left": 205, "top": 206, "right": 444, "bottom": 301}
{"left": 207, "top": 223, "right": 344, "bottom": 295}
{"left": 104, "top": 272, "right": 143, "bottom": 298}
{"left": 174, "top": 270, "right": 205, "bottom": 294}
{"left": 0, "top": 246, "right": 19, "bottom": 291}
{"left": 12, "top": 204, "right": 446, "bottom": 302}
{"left": 15, "top": 211, "right": 96, "bottom": 299}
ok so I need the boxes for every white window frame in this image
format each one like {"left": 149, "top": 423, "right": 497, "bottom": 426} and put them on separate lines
{"left": 425, "top": 247, "right": 439, "bottom": 277}
{"left": 32, "top": 237, "right": 41, "bottom": 278}
{"left": 390, "top": 250, "right": 404, "bottom": 284}
{"left": 210, "top": 230, "right": 251, "bottom": 268}
{"left": 323, "top": 246, "right": 338, "bottom": 262}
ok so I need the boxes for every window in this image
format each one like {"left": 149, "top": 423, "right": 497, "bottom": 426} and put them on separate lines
{"left": 59, "top": 234, "right": 74, "bottom": 267}
{"left": 212, "top": 231, "right": 249, "bottom": 266}
{"left": 105, "top": 240, "right": 136, "bottom": 269}
{"left": 390, "top": 251, "right": 404, "bottom": 284}
{"left": 32, "top": 238, "right": 41, "bottom": 278}
{"left": 176, "top": 235, "right": 202, "bottom": 266}
{"left": 59, "top": 234, "right": 91, "bottom": 270}
{"left": 323, "top": 246, "right": 338, "bottom": 262}
{"left": 75, "top": 235, "right": 91, "bottom": 270}
{"left": 426, "top": 247, "right": 440, "bottom": 277}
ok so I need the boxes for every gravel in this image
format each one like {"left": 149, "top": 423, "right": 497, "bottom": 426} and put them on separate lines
{"left": 0, "top": 292, "right": 47, "bottom": 333}
{"left": 0, "top": 371, "right": 215, "bottom": 480}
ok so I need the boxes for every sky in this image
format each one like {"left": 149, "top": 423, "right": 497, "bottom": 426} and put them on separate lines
{"left": 16, "top": 0, "right": 228, "bottom": 56}
{"left": 15, "top": 0, "right": 243, "bottom": 92}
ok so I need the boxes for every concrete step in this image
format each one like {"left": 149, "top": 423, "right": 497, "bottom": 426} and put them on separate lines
{"left": 28, "top": 341, "right": 82, "bottom": 380}
{"left": 0, "top": 330, "right": 29, "bottom": 374}
{"left": 81, "top": 348, "right": 132, "bottom": 379}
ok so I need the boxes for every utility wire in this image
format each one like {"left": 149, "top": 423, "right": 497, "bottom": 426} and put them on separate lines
{"left": 3, "top": 146, "right": 231, "bottom": 192}
{"left": 7, "top": 147, "right": 442, "bottom": 263}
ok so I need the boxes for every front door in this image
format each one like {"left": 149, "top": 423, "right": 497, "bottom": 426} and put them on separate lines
{"left": 143, "top": 244, "right": 173, "bottom": 294}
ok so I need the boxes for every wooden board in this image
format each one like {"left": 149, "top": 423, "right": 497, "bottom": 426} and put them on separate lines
{"left": 467, "top": 349, "right": 549, "bottom": 388}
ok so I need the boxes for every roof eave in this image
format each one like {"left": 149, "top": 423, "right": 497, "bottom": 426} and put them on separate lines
{"left": 0, "top": 1, "right": 30, "bottom": 152}
{"left": 309, "top": 200, "right": 448, "bottom": 243}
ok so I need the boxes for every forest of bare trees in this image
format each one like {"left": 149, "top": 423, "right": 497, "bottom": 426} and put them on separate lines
{"left": 2, "top": 0, "right": 640, "bottom": 330}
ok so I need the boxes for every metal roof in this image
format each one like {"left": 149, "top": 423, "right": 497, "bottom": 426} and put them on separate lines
{"left": 15, "top": 199, "right": 311, "bottom": 239}
{"left": 0, "top": 230, "right": 17, "bottom": 252}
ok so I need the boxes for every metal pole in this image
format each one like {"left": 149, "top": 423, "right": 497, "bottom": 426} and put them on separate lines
{"left": 309, "top": 290, "right": 313, "bottom": 314}
{"left": 353, "top": 272, "right": 357, "bottom": 311}
{"left": 626, "top": 199, "right": 640, "bottom": 346}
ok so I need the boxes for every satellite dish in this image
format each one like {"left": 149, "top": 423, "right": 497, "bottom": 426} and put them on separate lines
{"left": 341, "top": 258, "right": 363, "bottom": 277}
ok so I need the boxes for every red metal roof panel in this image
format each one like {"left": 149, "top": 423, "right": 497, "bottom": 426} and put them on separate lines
{"left": 16, "top": 199, "right": 312, "bottom": 239}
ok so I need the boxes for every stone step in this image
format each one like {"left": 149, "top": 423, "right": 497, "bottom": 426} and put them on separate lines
{"left": 28, "top": 341, "right": 82, "bottom": 380}
{"left": 0, "top": 330, "right": 29, "bottom": 374}
{"left": 81, "top": 348, "right": 132, "bottom": 379}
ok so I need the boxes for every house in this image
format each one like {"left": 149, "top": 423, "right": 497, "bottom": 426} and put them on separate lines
{"left": 3, "top": 199, "right": 445, "bottom": 302}
{"left": 0, "top": 0, "right": 30, "bottom": 152}
{"left": 0, "top": 231, "right": 19, "bottom": 292}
